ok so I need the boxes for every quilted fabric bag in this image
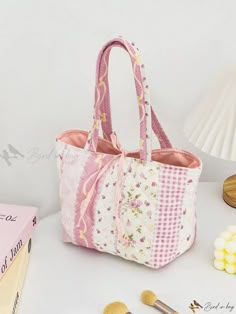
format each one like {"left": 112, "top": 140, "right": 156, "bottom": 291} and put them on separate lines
{"left": 56, "top": 37, "right": 202, "bottom": 269}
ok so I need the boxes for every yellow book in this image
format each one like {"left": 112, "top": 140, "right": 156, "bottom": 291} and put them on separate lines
{"left": 0, "top": 238, "right": 32, "bottom": 314}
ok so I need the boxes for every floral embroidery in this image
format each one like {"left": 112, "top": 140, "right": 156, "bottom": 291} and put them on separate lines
{"left": 127, "top": 194, "right": 143, "bottom": 217}
{"left": 122, "top": 233, "right": 136, "bottom": 248}
{"left": 116, "top": 159, "right": 159, "bottom": 263}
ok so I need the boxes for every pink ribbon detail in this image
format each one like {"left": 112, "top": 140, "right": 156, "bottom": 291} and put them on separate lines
{"left": 77, "top": 132, "right": 127, "bottom": 245}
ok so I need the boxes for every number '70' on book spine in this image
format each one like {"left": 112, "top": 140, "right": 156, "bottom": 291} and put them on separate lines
{"left": 0, "top": 211, "right": 38, "bottom": 281}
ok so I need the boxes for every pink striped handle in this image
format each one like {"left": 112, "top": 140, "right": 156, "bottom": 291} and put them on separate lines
{"left": 97, "top": 38, "right": 172, "bottom": 149}
{"left": 85, "top": 37, "right": 171, "bottom": 161}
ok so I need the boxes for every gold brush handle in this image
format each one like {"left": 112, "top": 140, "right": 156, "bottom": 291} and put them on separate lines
{"left": 154, "top": 300, "right": 179, "bottom": 314}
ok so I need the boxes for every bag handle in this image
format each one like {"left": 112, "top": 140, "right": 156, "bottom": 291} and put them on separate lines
{"left": 97, "top": 38, "right": 172, "bottom": 149}
{"left": 85, "top": 37, "right": 171, "bottom": 160}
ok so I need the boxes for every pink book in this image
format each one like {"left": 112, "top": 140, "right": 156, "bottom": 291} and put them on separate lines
{"left": 0, "top": 204, "right": 38, "bottom": 281}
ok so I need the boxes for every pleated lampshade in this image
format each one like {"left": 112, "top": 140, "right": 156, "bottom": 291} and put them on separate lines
{"left": 184, "top": 69, "right": 236, "bottom": 161}
{"left": 184, "top": 68, "right": 236, "bottom": 208}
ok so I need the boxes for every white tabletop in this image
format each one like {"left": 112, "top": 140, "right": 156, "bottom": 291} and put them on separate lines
{"left": 19, "top": 183, "right": 236, "bottom": 314}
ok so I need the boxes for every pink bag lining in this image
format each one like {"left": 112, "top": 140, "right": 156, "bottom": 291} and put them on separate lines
{"left": 57, "top": 130, "right": 201, "bottom": 169}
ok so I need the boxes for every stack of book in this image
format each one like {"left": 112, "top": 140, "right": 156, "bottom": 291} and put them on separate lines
{"left": 0, "top": 204, "right": 38, "bottom": 314}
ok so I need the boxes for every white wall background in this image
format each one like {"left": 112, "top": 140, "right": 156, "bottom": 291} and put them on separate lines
{"left": 0, "top": 0, "right": 236, "bottom": 216}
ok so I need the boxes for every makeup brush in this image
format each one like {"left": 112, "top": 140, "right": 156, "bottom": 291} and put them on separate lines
{"left": 141, "top": 290, "right": 179, "bottom": 314}
{"left": 103, "top": 302, "right": 132, "bottom": 314}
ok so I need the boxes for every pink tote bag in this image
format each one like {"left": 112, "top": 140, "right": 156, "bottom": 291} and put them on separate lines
{"left": 56, "top": 37, "right": 202, "bottom": 269}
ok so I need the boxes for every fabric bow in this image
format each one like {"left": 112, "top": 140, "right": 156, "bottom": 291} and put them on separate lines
{"left": 77, "top": 132, "right": 127, "bottom": 246}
